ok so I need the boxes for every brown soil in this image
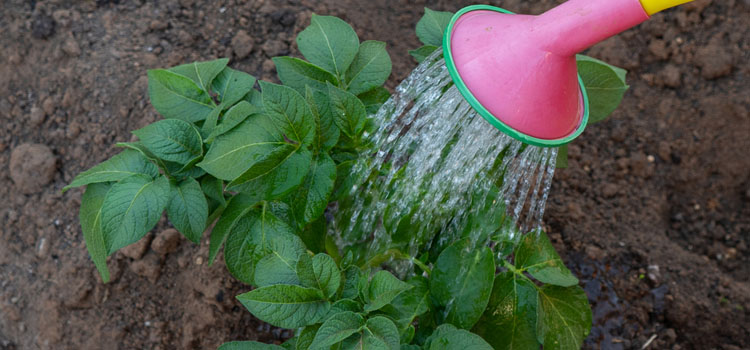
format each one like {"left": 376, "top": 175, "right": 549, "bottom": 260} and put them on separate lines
{"left": 1, "top": 0, "right": 748, "bottom": 349}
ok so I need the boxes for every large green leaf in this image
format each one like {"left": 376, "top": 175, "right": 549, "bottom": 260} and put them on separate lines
{"left": 576, "top": 55, "right": 629, "bottom": 124}
{"left": 211, "top": 67, "right": 257, "bottom": 108}
{"left": 224, "top": 204, "right": 302, "bottom": 284}
{"left": 237, "top": 284, "right": 330, "bottom": 329}
{"left": 218, "top": 341, "right": 285, "bottom": 350}
{"left": 200, "top": 175, "right": 225, "bottom": 207}
{"left": 253, "top": 234, "right": 307, "bottom": 287}
{"left": 430, "top": 239, "right": 495, "bottom": 329}
{"left": 228, "top": 147, "right": 312, "bottom": 199}
{"left": 357, "top": 87, "right": 390, "bottom": 115}
{"left": 536, "top": 285, "right": 592, "bottom": 350}
{"left": 166, "top": 177, "right": 208, "bottom": 243}
{"left": 80, "top": 182, "right": 112, "bottom": 282}
{"left": 341, "top": 266, "right": 366, "bottom": 300}
{"left": 64, "top": 150, "right": 158, "bottom": 191}
{"left": 274, "top": 57, "right": 338, "bottom": 94}
{"left": 416, "top": 8, "right": 453, "bottom": 47}
{"left": 208, "top": 194, "right": 259, "bottom": 265}
{"left": 341, "top": 317, "right": 400, "bottom": 350}
{"left": 409, "top": 45, "right": 438, "bottom": 63}
{"left": 147, "top": 69, "right": 214, "bottom": 122}
{"left": 382, "top": 276, "right": 430, "bottom": 330}
{"left": 169, "top": 58, "right": 229, "bottom": 93}
{"left": 515, "top": 231, "right": 578, "bottom": 287}
{"left": 309, "top": 311, "right": 365, "bottom": 350}
{"left": 328, "top": 83, "right": 367, "bottom": 138}
{"left": 100, "top": 174, "right": 170, "bottom": 254}
{"left": 344, "top": 41, "right": 392, "bottom": 96}
{"left": 290, "top": 152, "right": 336, "bottom": 226}
{"left": 473, "top": 272, "right": 539, "bottom": 350}
{"left": 364, "top": 270, "right": 413, "bottom": 312}
{"left": 260, "top": 81, "right": 316, "bottom": 147}
{"left": 297, "top": 14, "right": 360, "bottom": 77}
{"left": 424, "top": 324, "right": 493, "bottom": 350}
{"left": 297, "top": 253, "right": 341, "bottom": 299}
{"left": 132, "top": 119, "right": 203, "bottom": 165}
{"left": 307, "top": 87, "right": 340, "bottom": 152}
{"left": 296, "top": 324, "right": 321, "bottom": 350}
{"left": 206, "top": 101, "right": 261, "bottom": 142}
{"left": 299, "top": 216, "right": 327, "bottom": 254}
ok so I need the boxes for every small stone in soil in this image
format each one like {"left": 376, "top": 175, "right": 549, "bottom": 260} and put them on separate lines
{"left": 9, "top": 143, "right": 57, "bottom": 194}
{"left": 231, "top": 30, "right": 254, "bottom": 59}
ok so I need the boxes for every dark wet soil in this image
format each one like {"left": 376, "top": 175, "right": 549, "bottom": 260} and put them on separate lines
{"left": 1, "top": 0, "right": 748, "bottom": 349}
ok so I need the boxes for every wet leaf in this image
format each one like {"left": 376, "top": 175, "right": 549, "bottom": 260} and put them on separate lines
{"left": 364, "top": 270, "right": 413, "bottom": 312}
{"left": 416, "top": 8, "right": 453, "bottom": 47}
{"left": 290, "top": 152, "right": 336, "bottom": 226}
{"left": 430, "top": 239, "right": 495, "bottom": 329}
{"left": 515, "top": 231, "right": 578, "bottom": 287}
{"left": 357, "top": 87, "right": 390, "bottom": 115}
{"left": 237, "top": 284, "right": 330, "bottom": 329}
{"left": 409, "top": 45, "right": 438, "bottom": 63}
{"left": 536, "top": 285, "right": 592, "bottom": 350}
{"left": 328, "top": 83, "right": 367, "bottom": 137}
{"left": 345, "top": 41, "right": 392, "bottom": 96}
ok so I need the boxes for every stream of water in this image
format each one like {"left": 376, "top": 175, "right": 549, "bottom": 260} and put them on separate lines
{"left": 332, "top": 51, "right": 558, "bottom": 271}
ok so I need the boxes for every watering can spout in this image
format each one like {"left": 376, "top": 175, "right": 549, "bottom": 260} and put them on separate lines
{"left": 443, "top": 0, "right": 696, "bottom": 147}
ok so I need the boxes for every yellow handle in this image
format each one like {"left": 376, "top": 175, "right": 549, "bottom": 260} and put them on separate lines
{"left": 639, "top": 0, "right": 695, "bottom": 15}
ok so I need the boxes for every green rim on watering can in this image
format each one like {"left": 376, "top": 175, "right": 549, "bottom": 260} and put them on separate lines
{"left": 442, "top": 4, "right": 590, "bottom": 148}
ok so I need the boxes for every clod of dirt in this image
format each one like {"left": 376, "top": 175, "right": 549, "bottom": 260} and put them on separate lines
{"left": 61, "top": 34, "right": 82, "bottom": 57}
{"left": 29, "top": 106, "right": 45, "bottom": 127}
{"left": 659, "top": 64, "right": 682, "bottom": 88}
{"left": 262, "top": 39, "right": 288, "bottom": 57}
{"left": 31, "top": 13, "right": 56, "bottom": 39}
{"left": 129, "top": 252, "right": 162, "bottom": 283}
{"left": 120, "top": 235, "right": 152, "bottom": 260}
{"left": 232, "top": 30, "right": 254, "bottom": 59}
{"left": 151, "top": 228, "right": 182, "bottom": 256}
{"left": 9, "top": 143, "right": 57, "bottom": 194}
{"left": 694, "top": 38, "right": 734, "bottom": 80}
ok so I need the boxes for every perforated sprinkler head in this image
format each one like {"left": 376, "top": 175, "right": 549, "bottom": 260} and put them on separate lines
{"left": 443, "top": 0, "right": 693, "bottom": 147}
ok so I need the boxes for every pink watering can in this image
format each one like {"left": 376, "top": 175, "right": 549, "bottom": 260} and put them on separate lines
{"left": 443, "top": 0, "right": 694, "bottom": 146}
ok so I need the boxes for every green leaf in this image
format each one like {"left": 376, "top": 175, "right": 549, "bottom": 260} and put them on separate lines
{"left": 357, "top": 87, "right": 390, "bottom": 115}
{"left": 327, "top": 299, "right": 362, "bottom": 317}
{"left": 274, "top": 57, "right": 338, "bottom": 94}
{"left": 228, "top": 147, "right": 313, "bottom": 200}
{"left": 101, "top": 175, "right": 170, "bottom": 254}
{"left": 383, "top": 276, "right": 430, "bottom": 328}
{"left": 224, "top": 204, "right": 303, "bottom": 284}
{"left": 132, "top": 119, "right": 203, "bottom": 165}
{"left": 424, "top": 324, "right": 493, "bottom": 350}
{"left": 473, "top": 272, "right": 539, "bottom": 350}
{"left": 198, "top": 115, "right": 296, "bottom": 180}
{"left": 64, "top": 150, "right": 159, "bottom": 191}
{"left": 536, "top": 285, "right": 592, "bottom": 350}
{"left": 237, "top": 284, "right": 330, "bottom": 329}
{"left": 299, "top": 216, "right": 327, "bottom": 254}
{"left": 207, "top": 101, "right": 261, "bottom": 142}
{"left": 260, "top": 81, "right": 316, "bottom": 147}
{"left": 297, "top": 253, "right": 341, "bottom": 299}
{"left": 310, "top": 311, "right": 365, "bottom": 350}
{"left": 515, "top": 231, "right": 578, "bottom": 287}
{"left": 200, "top": 176, "right": 225, "bottom": 207}
{"left": 166, "top": 177, "right": 208, "bottom": 243}
{"left": 147, "top": 69, "right": 214, "bottom": 122}
{"left": 290, "top": 153, "right": 336, "bottom": 226}
{"left": 253, "top": 234, "right": 307, "bottom": 287}
{"left": 555, "top": 145, "right": 569, "bottom": 169}
{"left": 409, "top": 45, "right": 438, "bottom": 63}
{"left": 307, "top": 87, "right": 340, "bottom": 152}
{"left": 344, "top": 41, "right": 392, "bottom": 96}
{"left": 430, "top": 239, "right": 495, "bottom": 329}
{"left": 363, "top": 317, "right": 400, "bottom": 350}
{"left": 80, "top": 182, "right": 112, "bottom": 282}
{"left": 416, "top": 8, "right": 453, "bottom": 47}
{"left": 341, "top": 266, "right": 366, "bottom": 300}
{"left": 297, "top": 324, "right": 321, "bottom": 350}
{"left": 328, "top": 83, "right": 367, "bottom": 138}
{"left": 576, "top": 55, "right": 629, "bottom": 124}
{"left": 208, "top": 194, "right": 259, "bottom": 265}
{"left": 211, "top": 67, "right": 257, "bottom": 107}
{"left": 364, "top": 270, "right": 413, "bottom": 312}
{"left": 218, "top": 341, "right": 285, "bottom": 350}
{"left": 297, "top": 14, "right": 360, "bottom": 77}
{"left": 169, "top": 58, "right": 229, "bottom": 93}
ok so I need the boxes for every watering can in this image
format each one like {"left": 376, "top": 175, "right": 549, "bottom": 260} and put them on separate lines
{"left": 444, "top": 0, "right": 694, "bottom": 146}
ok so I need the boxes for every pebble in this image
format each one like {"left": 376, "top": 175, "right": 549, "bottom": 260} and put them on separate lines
{"left": 42, "top": 96, "right": 56, "bottom": 116}
{"left": 231, "top": 30, "right": 254, "bottom": 59}
{"left": 62, "top": 34, "right": 82, "bottom": 57}
{"left": 602, "top": 183, "right": 619, "bottom": 198}
{"left": 262, "top": 39, "right": 287, "bottom": 57}
{"left": 659, "top": 64, "right": 682, "bottom": 88}
{"left": 151, "top": 228, "right": 182, "bottom": 256}
{"left": 694, "top": 39, "right": 733, "bottom": 80}
{"left": 9, "top": 143, "right": 58, "bottom": 194}
{"left": 30, "top": 106, "right": 45, "bottom": 126}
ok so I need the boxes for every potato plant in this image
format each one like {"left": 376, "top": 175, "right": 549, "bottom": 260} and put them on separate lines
{"left": 66, "top": 8, "right": 629, "bottom": 350}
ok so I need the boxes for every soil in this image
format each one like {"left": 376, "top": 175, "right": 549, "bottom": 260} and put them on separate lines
{"left": 0, "top": 0, "right": 748, "bottom": 349}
